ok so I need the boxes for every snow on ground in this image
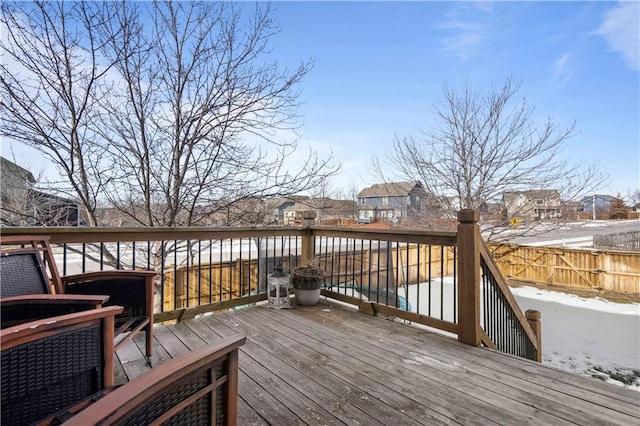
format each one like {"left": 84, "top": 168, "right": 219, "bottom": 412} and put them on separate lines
{"left": 511, "top": 286, "right": 640, "bottom": 391}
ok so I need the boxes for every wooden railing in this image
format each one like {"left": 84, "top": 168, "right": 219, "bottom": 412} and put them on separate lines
{"left": 1, "top": 209, "right": 541, "bottom": 361}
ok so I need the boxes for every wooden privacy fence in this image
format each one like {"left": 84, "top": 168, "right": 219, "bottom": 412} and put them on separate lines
{"left": 163, "top": 259, "right": 258, "bottom": 312}
{"left": 488, "top": 243, "right": 640, "bottom": 294}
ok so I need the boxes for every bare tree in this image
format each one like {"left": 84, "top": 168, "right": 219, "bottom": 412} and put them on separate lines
{"left": 94, "top": 1, "right": 338, "bottom": 227}
{"left": 1, "top": 1, "right": 125, "bottom": 226}
{"left": 1, "top": 1, "right": 339, "bottom": 229}
{"left": 374, "top": 78, "right": 607, "bottom": 225}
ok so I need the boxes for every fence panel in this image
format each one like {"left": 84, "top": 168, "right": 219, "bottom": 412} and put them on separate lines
{"left": 489, "top": 243, "right": 640, "bottom": 294}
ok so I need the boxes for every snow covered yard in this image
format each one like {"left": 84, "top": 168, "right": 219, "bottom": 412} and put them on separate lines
{"left": 512, "top": 286, "right": 640, "bottom": 391}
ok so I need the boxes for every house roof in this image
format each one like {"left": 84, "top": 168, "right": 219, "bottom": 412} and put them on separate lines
{"left": 266, "top": 196, "right": 310, "bottom": 210}
{"left": 283, "top": 198, "right": 356, "bottom": 212}
{"left": 31, "top": 189, "right": 78, "bottom": 205}
{"left": 579, "top": 194, "right": 617, "bottom": 203}
{"left": 502, "top": 189, "right": 560, "bottom": 202}
{"left": 1, "top": 156, "right": 36, "bottom": 184}
{"left": 358, "top": 181, "right": 426, "bottom": 198}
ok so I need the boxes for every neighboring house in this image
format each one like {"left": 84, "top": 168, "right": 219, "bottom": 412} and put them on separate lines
{"left": 502, "top": 189, "right": 562, "bottom": 220}
{"left": 270, "top": 196, "right": 311, "bottom": 225}
{"left": 281, "top": 197, "right": 357, "bottom": 225}
{"left": 580, "top": 195, "right": 617, "bottom": 214}
{"left": 0, "top": 156, "right": 79, "bottom": 226}
{"left": 30, "top": 190, "right": 80, "bottom": 226}
{"left": 1, "top": 156, "right": 36, "bottom": 222}
{"left": 357, "top": 181, "right": 427, "bottom": 224}
{"left": 478, "top": 201, "right": 503, "bottom": 220}
{"left": 561, "top": 201, "right": 584, "bottom": 219}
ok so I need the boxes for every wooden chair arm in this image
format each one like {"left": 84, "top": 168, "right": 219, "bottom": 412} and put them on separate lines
{"left": 64, "top": 335, "right": 246, "bottom": 426}
{"left": 61, "top": 270, "right": 156, "bottom": 285}
{"left": 0, "top": 306, "right": 123, "bottom": 349}
{"left": 1, "top": 295, "right": 112, "bottom": 329}
{"left": 1, "top": 294, "right": 110, "bottom": 306}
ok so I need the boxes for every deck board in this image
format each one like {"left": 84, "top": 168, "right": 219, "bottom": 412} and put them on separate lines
{"left": 308, "top": 304, "right": 640, "bottom": 412}
{"left": 247, "top": 306, "right": 557, "bottom": 425}
{"left": 223, "top": 307, "right": 497, "bottom": 425}
{"left": 301, "top": 303, "right": 638, "bottom": 423}
{"left": 116, "top": 300, "right": 640, "bottom": 425}
{"left": 213, "top": 310, "right": 433, "bottom": 425}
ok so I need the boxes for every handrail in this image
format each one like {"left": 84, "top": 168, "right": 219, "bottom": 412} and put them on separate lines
{"left": 310, "top": 226, "right": 458, "bottom": 246}
{"left": 480, "top": 239, "right": 540, "bottom": 360}
{"left": 0, "top": 225, "right": 457, "bottom": 245}
{"left": 0, "top": 226, "right": 304, "bottom": 243}
{"left": 480, "top": 240, "right": 538, "bottom": 346}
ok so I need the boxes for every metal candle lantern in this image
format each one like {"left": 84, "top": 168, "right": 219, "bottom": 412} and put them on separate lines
{"left": 267, "top": 262, "right": 292, "bottom": 309}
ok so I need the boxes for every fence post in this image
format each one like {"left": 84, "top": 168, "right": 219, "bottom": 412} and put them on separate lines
{"left": 457, "top": 209, "right": 481, "bottom": 346}
{"left": 300, "top": 211, "right": 317, "bottom": 265}
{"left": 525, "top": 310, "right": 542, "bottom": 362}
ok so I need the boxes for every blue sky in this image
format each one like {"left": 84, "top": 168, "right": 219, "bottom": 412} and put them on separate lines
{"left": 2, "top": 1, "right": 638, "bottom": 200}
{"left": 267, "top": 1, "right": 639, "bottom": 198}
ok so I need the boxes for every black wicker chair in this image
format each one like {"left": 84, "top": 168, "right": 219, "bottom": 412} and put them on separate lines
{"left": 64, "top": 335, "right": 246, "bottom": 426}
{"left": 1, "top": 306, "right": 123, "bottom": 426}
{"left": 0, "top": 236, "right": 156, "bottom": 358}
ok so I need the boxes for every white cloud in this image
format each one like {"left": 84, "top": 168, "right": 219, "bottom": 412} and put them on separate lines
{"left": 439, "top": 3, "right": 493, "bottom": 61}
{"left": 597, "top": 1, "right": 640, "bottom": 72}
{"left": 552, "top": 52, "right": 574, "bottom": 86}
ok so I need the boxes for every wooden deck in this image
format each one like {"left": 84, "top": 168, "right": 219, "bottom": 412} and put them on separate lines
{"left": 116, "top": 300, "right": 640, "bottom": 425}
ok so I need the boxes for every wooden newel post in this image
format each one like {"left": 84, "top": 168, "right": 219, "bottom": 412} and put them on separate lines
{"left": 457, "top": 209, "right": 481, "bottom": 346}
{"left": 300, "top": 211, "right": 317, "bottom": 265}
{"left": 525, "top": 309, "right": 542, "bottom": 362}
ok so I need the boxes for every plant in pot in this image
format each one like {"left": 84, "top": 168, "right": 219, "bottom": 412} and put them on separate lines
{"left": 291, "top": 260, "right": 324, "bottom": 306}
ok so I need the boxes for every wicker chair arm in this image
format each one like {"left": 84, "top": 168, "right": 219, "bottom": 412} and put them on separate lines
{"left": 64, "top": 335, "right": 246, "bottom": 426}
{"left": 1, "top": 306, "right": 124, "bottom": 425}
{"left": 61, "top": 270, "right": 155, "bottom": 312}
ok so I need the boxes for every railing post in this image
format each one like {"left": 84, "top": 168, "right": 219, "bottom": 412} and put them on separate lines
{"left": 457, "top": 209, "right": 481, "bottom": 346}
{"left": 300, "top": 211, "right": 317, "bottom": 265}
{"left": 525, "top": 310, "right": 542, "bottom": 362}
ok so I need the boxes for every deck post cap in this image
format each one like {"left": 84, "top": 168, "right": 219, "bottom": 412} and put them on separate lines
{"left": 300, "top": 211, "right": 317, "bottom": 220}
{"left": 525, "top": 310, "right": 541, "bottom": 320}
{"left": 457, "top": 209, "right": 479, "bottom": 223}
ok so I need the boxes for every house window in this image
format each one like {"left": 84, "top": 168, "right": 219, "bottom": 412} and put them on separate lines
{"left": 536, "top": 199, "right": 544, "bottom": 205}
{"left": 360, "top": 198, "right": 366, "bottom": 205}
{"left": 382, "top": 197, "right": 388, "bottom": 206}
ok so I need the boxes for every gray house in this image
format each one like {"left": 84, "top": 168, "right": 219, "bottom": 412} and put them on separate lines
{"left": 581, "top": 195, "right": 617, "bottom": 214}
{"left": 1, "top": 157, "right": 36, "bottom": 226}
{"left": 357, "top": 181, "right": 427, "bottom": 224}
{"left": 1, "top": 156, "right": 79, "bottom": 226}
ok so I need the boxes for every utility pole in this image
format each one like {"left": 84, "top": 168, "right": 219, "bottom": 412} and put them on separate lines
{"left": 592, "top": 194, "right": 596, "bottom": 221}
